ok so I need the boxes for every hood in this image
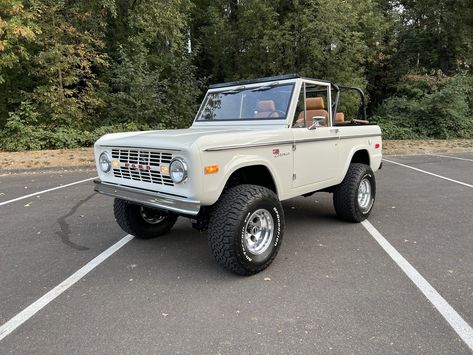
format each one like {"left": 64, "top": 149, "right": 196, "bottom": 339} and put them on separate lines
{"left": 95, "top": 127, "right": 260, "bottom": 150}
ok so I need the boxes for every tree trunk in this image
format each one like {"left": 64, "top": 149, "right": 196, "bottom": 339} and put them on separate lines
{"left": 58, "top": 68, "right": 64, "bottom": 99}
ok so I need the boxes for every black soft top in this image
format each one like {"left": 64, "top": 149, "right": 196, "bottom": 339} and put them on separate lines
{"left": 208, "top": 74, "right": 332, "bottom": 89}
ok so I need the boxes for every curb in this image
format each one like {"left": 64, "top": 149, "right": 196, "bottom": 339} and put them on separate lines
{"left": 0, "top": 165, "right": 96, "bottom": 176}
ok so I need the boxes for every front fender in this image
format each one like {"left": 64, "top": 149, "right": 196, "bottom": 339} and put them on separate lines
{"left": 197, "top": 152, "right": 285, "bottom": 206}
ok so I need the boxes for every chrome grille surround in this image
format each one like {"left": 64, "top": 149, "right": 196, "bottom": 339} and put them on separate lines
{"left": 111, "top": 148, "right": 174, "bottom": 186}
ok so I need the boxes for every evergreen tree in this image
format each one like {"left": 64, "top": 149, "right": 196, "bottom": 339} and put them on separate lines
{"left": 1, "top": 0, "right": 473, "bottom": 150}
{"left": 104, "top": 0, "right": 200, "bottom": 128}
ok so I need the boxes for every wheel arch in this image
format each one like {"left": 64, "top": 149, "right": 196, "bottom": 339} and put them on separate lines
{"left": 351, "top": 149, "right": 370, "bottom": 166}
{"left": 197, "top": 151, "right": 285, "bottom": 206}
{"left": 223, "top": 164, "right": 279, "bottom": 195}
{"left": 340, "top": 147, "right": 372, "bottom": 181}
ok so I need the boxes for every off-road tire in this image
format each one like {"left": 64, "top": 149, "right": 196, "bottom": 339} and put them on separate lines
{"left": 113, "top": 199, "right": 178, "bottom": 239}
{"left": 207, "top": 184, "right": 284, "bottom": 276}
{"left": 333, "top": 163, "right": 376, "bottom": 222}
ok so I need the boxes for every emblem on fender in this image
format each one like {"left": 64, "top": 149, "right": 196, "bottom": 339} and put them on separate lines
{"left": 272, "top": 148, "right": 289, "bottom": 158}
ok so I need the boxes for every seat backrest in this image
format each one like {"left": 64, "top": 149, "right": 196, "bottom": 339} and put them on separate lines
{"left": 255, "top": 100, "right": 279, "bottom": 118}
{"left": 296, "top": 97, "right": 329, "bottom": 127}
{"left": 335, "top": 112, "right": 345, "bottom": 123}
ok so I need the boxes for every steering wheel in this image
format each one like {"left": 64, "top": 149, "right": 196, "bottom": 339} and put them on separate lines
{"left": 268, "top": 110, "right": 286, "bottom": 118}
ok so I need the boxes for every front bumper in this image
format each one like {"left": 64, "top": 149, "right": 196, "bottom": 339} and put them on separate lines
{"left": 94, "top": 179, "right": 201, "bottom": 216}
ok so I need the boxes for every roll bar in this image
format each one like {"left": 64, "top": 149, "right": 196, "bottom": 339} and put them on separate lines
{"left": 305, "top": 82, "right": 367, "bottom": 121}
{"left": 331, "top": 85, "right": 367, "bottom": 121}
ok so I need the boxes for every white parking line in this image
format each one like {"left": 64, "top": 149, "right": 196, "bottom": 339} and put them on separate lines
{"left": 0, "top": 234, "right": 134, "bottom": 342}
{"left": 429, "top": 153, "right": 473, "bottom": 162}
{"left": 383, "top": 159, "right": 473, "bottom": 189}
{"left": 362, "top": 220, "right": 473, "bottom": 351}
{"left": 0, "top": 177, "right": 97, "bottom": 207}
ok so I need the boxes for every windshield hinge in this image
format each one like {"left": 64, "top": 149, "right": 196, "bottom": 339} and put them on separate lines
{"left": 292, "top": 173, "right": 296, "bottom": 181}
{"left": 292, "top": 143, "right": 296, "bottom": 151}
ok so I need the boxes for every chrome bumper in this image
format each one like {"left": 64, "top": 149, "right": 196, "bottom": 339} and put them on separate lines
{"left": 94, "top": 179, "right": 201, "bottom": 216}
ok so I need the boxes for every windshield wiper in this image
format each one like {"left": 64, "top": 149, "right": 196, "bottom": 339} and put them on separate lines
{"left": 221, "top": 86, "right": 246, "bottom": 95}
{"left": 251, "top": 82, "right": 279, "bottom": 92}
{"left": 221, "top": 90, "right": 240, "bottom": 95}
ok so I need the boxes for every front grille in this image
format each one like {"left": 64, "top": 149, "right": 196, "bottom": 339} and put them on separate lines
{"left": 111, "top": 148, "right": 174, "bottom": 186}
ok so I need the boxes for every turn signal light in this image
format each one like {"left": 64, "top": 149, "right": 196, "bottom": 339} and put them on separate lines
{"left": 204, "top": 165, "right": 219, "bottom": 174}
{"left": 375, "top": 143, "right": 380, "bottom": 149}
{"left": 111, "top": 159, "right": 120, "bottom": 169}
{"left": 160, "top": 164, "right": 170, "bottom": 175}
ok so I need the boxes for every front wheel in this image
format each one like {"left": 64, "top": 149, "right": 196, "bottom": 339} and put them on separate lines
{"left": 207, "top": 185, "right": 284, "bottom": 276}
{"left": 333, "top": 163, "right": 376, "bottom": 222}
{"left": 113, "top": 199, "right": 178, "bottom": 239}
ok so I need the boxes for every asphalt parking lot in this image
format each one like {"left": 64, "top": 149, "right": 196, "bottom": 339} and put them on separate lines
{"left": 0, "top": 153, "right": 472, "bottom": 354}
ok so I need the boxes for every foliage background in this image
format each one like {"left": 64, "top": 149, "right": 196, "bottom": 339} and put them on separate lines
{"left": 0, "top": 0, "right": 472, "bottom": 150}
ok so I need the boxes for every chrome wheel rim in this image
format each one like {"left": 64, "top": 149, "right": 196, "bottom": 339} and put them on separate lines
{"left": 244, "top": 209, "right": 274, "bottom": 255}
{"left": 140, "top": 207, "right": 165, "bottom": 224}
{"left": 358, "top": 178, "right": 372, "bottom": 212}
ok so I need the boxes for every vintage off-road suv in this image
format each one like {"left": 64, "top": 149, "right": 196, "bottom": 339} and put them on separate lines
{"left": 94, "top": 74, "right": 382, "bottom": 275}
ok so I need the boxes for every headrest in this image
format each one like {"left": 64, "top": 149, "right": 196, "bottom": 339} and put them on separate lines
{"left": 306, "top": 97, "right": 324, "bottom": 110}
{"left": 335, "top": 112, "right": 345, "bottom": 123}
{"left": 257, "top": 100, "right": 276, "bottom": 112}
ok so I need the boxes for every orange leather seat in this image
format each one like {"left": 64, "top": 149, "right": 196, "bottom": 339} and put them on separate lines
{"left": 255, "top": 100, "right": 279, "bottom": 118}
{"left": 295, "top": 97, "right": 329, "bottom": 127}
{"left": 335, "top": 112, "right": 345, "bottom": 123}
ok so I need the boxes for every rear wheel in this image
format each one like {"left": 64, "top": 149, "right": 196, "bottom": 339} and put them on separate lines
{"left": 208, "top": 184, "right": 284, "bottom": 276}
{"left": 113, "top": 199, "right": 178, "bottom": 239}
{"left": 333, "top": 163, "right": 376, "bottom": 222}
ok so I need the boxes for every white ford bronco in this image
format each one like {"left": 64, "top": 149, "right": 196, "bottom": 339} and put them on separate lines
{"left": 94, "top": 74, "right": 382, "bottom": 275}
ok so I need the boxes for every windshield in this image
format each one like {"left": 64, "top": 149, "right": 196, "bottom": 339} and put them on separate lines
{"left": 196, "top": 83, "right": 294, "bottom": 121}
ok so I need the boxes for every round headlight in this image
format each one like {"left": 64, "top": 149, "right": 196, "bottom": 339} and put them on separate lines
{"left": 169, "top": 158, "right": 188, "bottom": 183}
{"left": 99, "top": 152, "right": 111, "bottom": 173}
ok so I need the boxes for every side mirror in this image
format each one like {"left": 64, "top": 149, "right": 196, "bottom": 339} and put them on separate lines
{"left": 308, "top": 116, "right": 326, "bottom": 130}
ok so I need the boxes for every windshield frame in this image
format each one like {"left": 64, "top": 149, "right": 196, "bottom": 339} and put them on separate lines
{"left": 194, "top": 82, "right": 296, "bottom": 122}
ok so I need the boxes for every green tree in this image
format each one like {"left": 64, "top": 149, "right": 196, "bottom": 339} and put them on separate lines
{"left": 0, "top": 0, "right": 39, "bottom": 83}
{"left": 368, "top": 0, "right": 473, "bottom": 112}
{"left": 393, "top": 0, "right": 473, "bottom": 75}
{"left": 104, "top": 0, "right": 200, "bottom": 128}
{"left": 374, "top": 72, "right": 473, "bottom": 139}
{"left": 0, "top": 0, "right": 114, "bottom": 150}
{"left": 28, "top": 0, "right": 109, "bottom": 128}
{"left": 0, "top": 0, "right": 40, "bottom": 125}
{"left": 191, "top": 0, "right": 386, "bottom": 87}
